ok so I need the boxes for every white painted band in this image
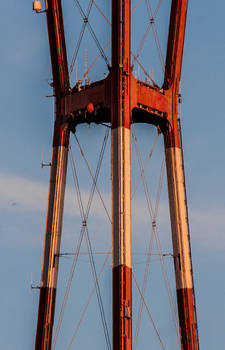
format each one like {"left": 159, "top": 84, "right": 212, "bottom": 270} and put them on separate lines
{"left": 165, "top": 147, "right": 193, "bottom": 290}
{"left": 41, "top": 145, "right": 68, "bottom": 288}
{"left": 112, "top": 127, "right": 132, "bottom": 268}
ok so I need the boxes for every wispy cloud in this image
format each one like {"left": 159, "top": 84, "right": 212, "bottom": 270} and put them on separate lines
{"left": 190, "top": 208, "right": 225, "bottom": 250}
{"left": 0, "top": 174, "right": 48, "bottom": 212}
{"left": 0, "top": 173, "right": 111, "bottom": 220}
{"left": 0, "top": 173, "right": 224, "bottom": 250}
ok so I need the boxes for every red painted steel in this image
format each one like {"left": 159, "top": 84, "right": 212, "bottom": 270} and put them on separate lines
{"left": 35, "top": 121, "right": 70, "bottom": 350}
{"left": 163, "top": 2, "right": 199, "bottom": 348}
{"left": 113, "top": 266, "right": 132, "bottom": 350}
{"left": 35, "top": 1, "right": 70, "bottom": 349}
{"left": 164, "top": 0, "right": 188, "bottom": 91}
{"left": 111, "top": 1, "right": 132, "bottom": 349}
{"left": 177, "top": 288, "right": 198, "bottom": 349}
{"left": 111, "top": 0, "right": 131, "bottom": 130}
{"left": 35, "top": 0, "right": 199, "bottom": 348}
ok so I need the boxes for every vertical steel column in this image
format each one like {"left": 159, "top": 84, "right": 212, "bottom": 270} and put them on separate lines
{"left": 164, "top": 124, "right": 198, "bottom": 350}
{"left": 163, "top": 1, "right": 199, "bottom": 348}
{"left": 35, "top": 1, "right": 70, "bottom": 348}
{"left": 111, "top": 1, "right": 132, "bottom": 350}
{"left": 35, "top": 120, "right": 70, "bottom": 350}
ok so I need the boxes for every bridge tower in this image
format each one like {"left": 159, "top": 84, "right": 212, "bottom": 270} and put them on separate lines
{"left": 34, "top": 1, "right": 199, "bottom": 349}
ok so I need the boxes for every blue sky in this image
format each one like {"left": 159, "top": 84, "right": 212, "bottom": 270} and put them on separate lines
{"left": 1, "top": 0, "right": 225, "bottom": 349}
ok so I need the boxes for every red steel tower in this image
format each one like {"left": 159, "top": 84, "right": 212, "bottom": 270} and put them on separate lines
{"left": 34, "top": 0, "right": 199, "bottom": 349}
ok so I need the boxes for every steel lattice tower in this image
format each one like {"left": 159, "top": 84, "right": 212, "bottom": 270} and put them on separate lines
{"left": 34, "top": 1, "right": 199, "bottom": 349}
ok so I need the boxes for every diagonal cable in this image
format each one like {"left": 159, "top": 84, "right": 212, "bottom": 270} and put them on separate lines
{"left": 72, "top": 225, "right": 111, "bottom": 350}
{"left": 132, "top": 127, "right": 180, "bottom": 346}
{"left": 70, "top": 0, "right": 94, "bottom": 74}
{"left": 132, "top": 128, "right": 165, "bottom": 349}
{"left": 93, "top": 0, "right": 111, "bottom": 25}
{"left": 145, "top": 0, "right": 165, "bottom": 71}
{"left": 132, "top": 128, "right": 180, "bottom": 334}
{"left": 132, "top": 133, "right": 159, "bottom": 199}
{"left": 132, "top": 0, "right": 163, "bottom": 67}
{"left": 132, "top": 53, "right": 157, "bottom": 85}
{"left": 134, "top": 22, "right": 152, "bottom": 63}
{"left": 52, "top": 129, "right": 109, "bottom": 349}
{"left": 70, "top": 130, "right": 111, "bottom": 350}
{"left": 74, "top": 133, "right": 111, "bottom": 224}
{"left": 67, "top": 247, "right": 111, "bottom": 349}
{"left": 134, "top": 162, "right": 165, "bottom": 350}
{"left": 73, "top": 0, "right": 110, "bottom": 68}
{"left": 132, "top": 0, "right": 144, "bottom": 13}
{"left": 80, "top": 40, "right": 111, "bottom": 82}
{"left": 132, "top": 272, "right": 166, "bottom": 350}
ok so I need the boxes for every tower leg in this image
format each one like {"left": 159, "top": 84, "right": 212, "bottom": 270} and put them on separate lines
{"left": 111, "top": 1, "right": 132, "bottom": 349}
{"left": 164, "top": 131, "right": 198, "bottom": 350}
{"left": 35, "top": 118, "right": 70, "bottom": 350}
{"left": 112, "top": 126, "right": 132, "bottom": 350}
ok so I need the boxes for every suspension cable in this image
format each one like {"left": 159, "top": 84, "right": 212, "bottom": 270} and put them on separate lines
{"left": 145, "top": 0, "right": 165, "bottom": 71}
{"left": 93, "top": 0, "right": 111, "bottom": 25}
{"left": 70, "top": 130, "right": 111, "bottom": 350}
{"left": 78, "top": 226, "right": 111, "bottom": 350}
{"left": 67, "top": 247, "right": 111, "bottom": 349}
{"left": 132, "top": 0, "right": 163, "bottom": 68}
{"left": 52, "top": 129, "right": 109, "bottom": 349}
{"left": 70, "top": 0, "right": 94, "bottom": 74}
{"left": 80, "top": 40, "right": 111, "bottom": 82}
{"left": 132, "top": 53, "right": 157, "bottom": 85}
{"left": 132, "top": 128, "right": 165, "bottom": 349}
{"left": 73, "top": 0, "right": 110, "bottom": 69}
{"left": 132, "top": 272, "right": 166, "bottom": 350}
{"left": 132, "top": 0, "right": 144, "bottom": 13}
{"left": 132, "top": 133, "right": 159, "bottom": 199}
{"left": 74, "top": 133, "right": 111, "bottom": 224}
{"left": 132, "top": 127, "right": 180, "bottom": 346}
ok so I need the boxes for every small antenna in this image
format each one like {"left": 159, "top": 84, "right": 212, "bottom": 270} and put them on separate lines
{"left": 41, "top": 152, "right": 51, "bottom": 168}
{"left": 30, "top": 273, "right": 40, "bottom": 290}
{"left": 75, "top": 60, "right": 78, "bottom": 84}
{"left": 84, "top": 49, "right": 90, "bottom": 85}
